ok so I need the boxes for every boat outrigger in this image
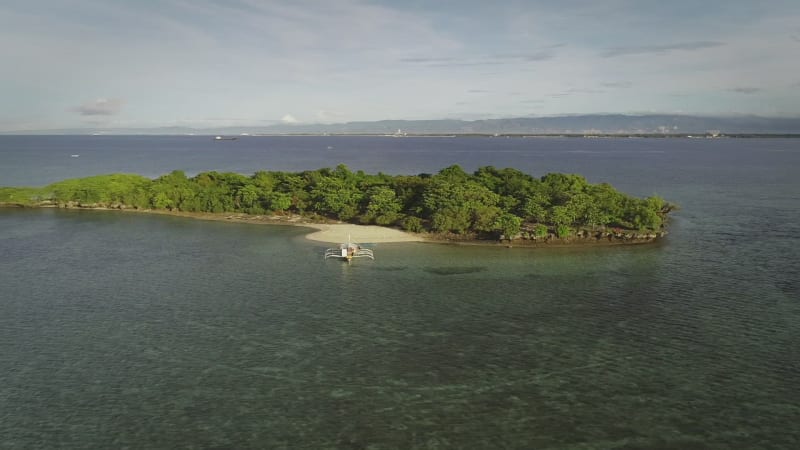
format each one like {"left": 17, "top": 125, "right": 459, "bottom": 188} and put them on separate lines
{"left": 324, "top": 235, "right": 374, "bottom": 262}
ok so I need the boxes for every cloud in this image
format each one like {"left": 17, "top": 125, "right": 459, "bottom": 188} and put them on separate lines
{"left": 601, "top": 81, "right": 633, "bottom": 88}
{"left": 280, "top": 114, "right": 298, "bottom": 124}
{"left": 5, "top": 1, "right": 800, "bottom": 126}
{"left": 727, "top": 87, "right": 761, "bottom": 94}
{"left": 73, "top": 98, "right": 124, "bottom": 116}
{"left": 602, "top": 41, "right": 724, "bottom": 58}
{"left": 547, "top": 87, "right": 605, "bottom": 98}
{"left": 400, "top": 51, "right": 555, "bottom": 67}
{"left": 315, "top": 109, "right": 344, "bottom": 122}
{"left": 400, "top": 57, "right": 457, "bottom": 64}
{"left": 498, "top": 51, "right": 555, "bottom": 62}
{"left": 567, "top": 88, "right": 605, "bottom": 94}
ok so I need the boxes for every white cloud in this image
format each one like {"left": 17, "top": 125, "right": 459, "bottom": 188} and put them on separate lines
{"left": 601, "top": 41, "right": 725, "bottom": 58}
{"left": 1, "top": 0, "right": 800, "bottom": 129}
{"left": 280, "top": 114, "right": 298, "bottom": 124}
{"left": 315, "top": 109, "right": 344, "bottom": 122}
{"left": 73, "top": 98, "right": 124, "bottom": 116}
{"left": 728, "top": 87, "right": 761, "bottom": 94}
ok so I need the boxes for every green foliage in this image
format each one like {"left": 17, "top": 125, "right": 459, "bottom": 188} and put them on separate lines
{"left": 310, "top": 177, "right": 363, "bottom": 220}
{"left": 541, "top": 173, "right": 589, "bottom": 205}
{"left": 519, "top": 193, "right": 549, "bottom": 222}
{"left": 362, "top": 186, "right": 402, "bottom": 225}
{"left": 4, "top": 166, "right": 674, "bottom": 237}
{"left": 492, "top": 213, "right": 522, "bottom": 240}
{"left": 46, "top": 174, "right": 151, "bottom": 205}
{"left": 266, "top": 192, "right": 292, "bottom": 212}
{"left": 437, "top": 164, "right": 469, "bottom": 182}
{"left": 0, "top": 187, "right": 45, "bottom": 205}
{"left": 549, "top": 205, "right": 575, "bottom": 228}
{"left": 401, "top": 216, "right": 424, "bottom": 233}
{"left": 534, "top": 224, "right": 549, "bottom": 238}
{"left": 431, "top": 206, "right": 472, "bottom": 234}
{"left": 422, "top": 173, "right": 501, "bottom": 233}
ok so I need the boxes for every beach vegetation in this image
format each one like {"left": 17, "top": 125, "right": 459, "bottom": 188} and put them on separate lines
{"left": 1, "top": 165, "right": 675, "bottom": 238}
{"left": 534, "top": 224, "right": 549, "bottom": 238}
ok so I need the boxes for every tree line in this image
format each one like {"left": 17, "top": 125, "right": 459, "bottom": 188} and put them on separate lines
{"left": 1, "top": 165, "right": 674, "bottom": 239}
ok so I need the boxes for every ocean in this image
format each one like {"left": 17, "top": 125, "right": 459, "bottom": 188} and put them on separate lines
{"left": 1, "top": 136, "right": 798, "bottom": 448}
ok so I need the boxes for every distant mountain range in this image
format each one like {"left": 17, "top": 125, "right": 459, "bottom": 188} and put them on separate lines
{"left": 5, "top": 114, "right": 800, "bottom": 135}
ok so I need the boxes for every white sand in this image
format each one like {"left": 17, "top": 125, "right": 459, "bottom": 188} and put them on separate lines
{"left": 303, "top": 223, "right": 424, "bottom": 243}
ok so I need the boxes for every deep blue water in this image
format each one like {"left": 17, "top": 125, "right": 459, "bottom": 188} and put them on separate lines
{"left": 1, "top": 136, "right": 799, "bottom": 448}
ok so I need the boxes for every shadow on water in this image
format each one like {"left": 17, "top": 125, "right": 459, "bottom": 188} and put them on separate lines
{"left": 423, "top": 266, "right": 488, "bottom": 275}
{"left": 370, "top": 265, "right": 408, "bottom": 272}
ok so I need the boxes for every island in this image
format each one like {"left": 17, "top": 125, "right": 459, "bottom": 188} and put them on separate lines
{"left": 0, "top": 165, "right": 675, "bottom": 245}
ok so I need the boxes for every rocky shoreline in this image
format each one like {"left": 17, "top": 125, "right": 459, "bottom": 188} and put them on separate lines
{"left": 1, "top": 200, "right": 668, "bottom": 247}
{"left": 426, "top": 229, "right": 667, "bottom": 247}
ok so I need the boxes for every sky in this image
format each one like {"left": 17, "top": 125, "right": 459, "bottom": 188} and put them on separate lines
{"left": 1, "top": 0, "right": 799, "bottom": 131}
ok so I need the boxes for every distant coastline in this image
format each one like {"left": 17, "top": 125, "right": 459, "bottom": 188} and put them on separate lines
{"left": 3, "top": 132, "right": 799, "bottom": 139}
{"left": 3, "top": 113, "right": 799, "bottom": 136}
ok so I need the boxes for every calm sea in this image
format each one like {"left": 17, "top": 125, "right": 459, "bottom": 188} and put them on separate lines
{"left": 1, "top": 136, "right": 799, "bottom": 449}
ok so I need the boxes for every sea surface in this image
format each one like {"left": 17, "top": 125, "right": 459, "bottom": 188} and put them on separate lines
{"left": 1, "top": 136, "right": 799, "bottom": 449}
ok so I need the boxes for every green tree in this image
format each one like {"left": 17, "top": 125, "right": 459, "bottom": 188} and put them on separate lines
{"left": 152, "top": 191, "right": 173, "bottom": 209}
{"left": 423, "top": 178, "right": 501, "bottom": 233}
{"left": 238, "top": 184, "right": 261, "bottom": 210}
{"left": 266, "top": 192, "right": 292, "bottom": 212}
{"left": 362, "top": 186, "right": 402, "bottom": 225}
{"left": 492, "top": 213, "right": 522, "bottom": 240}
{"left": 401, "top": 216, "right": 424, "bottom": 233}
{"left": 274, "top": 173, "right": 309, "bottom": 211}
{"left": 18, "top": 165, "right": 675, "bottom": 237}
{"left": 431, "top": 206, "right": 472, "bottom": 234}
{"left": 310, "top": 176, "right": 363, "bottom": 220}
{"left": 541, "top": 173, "right": 589, "bottom": 205}
{"left": 549, "top": 205, "right": 575, "bottom": 228}
{"left": 437, "top": 164, "right": 469, "bottom": 183}
{"left": 519, "top": 192, "right": 550, "bottom": 222}
{"left": 534, "top": 224, "right": 549, "bottom": 238}
{"left": 471, "top": 204, "right": 502, "bottom": 233}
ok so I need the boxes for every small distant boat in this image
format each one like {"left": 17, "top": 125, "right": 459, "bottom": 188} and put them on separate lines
{"left": 70, "top": 154, "right": 80, "bottom": 158}
{"left": 214, "top": 136, "right": 238, "bottom": 141}
{"left": 324, "top": 235, "right": 374, "bottom": 262}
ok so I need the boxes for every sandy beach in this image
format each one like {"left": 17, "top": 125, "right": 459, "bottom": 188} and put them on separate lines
{"left": 302, "top": 223, "right": 425, "bottom": 244}
{"left": 3, "top": 204, "right": 425, "bottom": 244}
{"left": 130, "top": 209, "right": 426, "bottom": 244}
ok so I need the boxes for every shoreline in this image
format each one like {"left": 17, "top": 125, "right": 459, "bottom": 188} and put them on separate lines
{"left": 1, "top": 202, "right": 426, "bottom": 244}
{"left": 1, "top": 203, "right": 666, "bottom": 247}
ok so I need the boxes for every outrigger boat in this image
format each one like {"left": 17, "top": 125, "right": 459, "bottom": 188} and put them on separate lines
{"left": 324, "top": 235, "right": 374, "bottom": 262}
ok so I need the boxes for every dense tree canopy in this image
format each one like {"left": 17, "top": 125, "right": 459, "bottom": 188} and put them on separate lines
{"left": 1, "top": 165, "right": 674, "bottom": 239}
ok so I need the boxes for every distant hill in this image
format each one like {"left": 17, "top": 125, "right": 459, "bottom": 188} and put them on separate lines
{"left": 5, "top": 114, "right": 800, "bottom": 135}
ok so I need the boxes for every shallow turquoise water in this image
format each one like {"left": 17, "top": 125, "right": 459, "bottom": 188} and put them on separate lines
{"left": 1, "top": 137, "right": 799, "bottom": 448}
{"left": 1, "top": 207, "right": 798, "bottom": 449}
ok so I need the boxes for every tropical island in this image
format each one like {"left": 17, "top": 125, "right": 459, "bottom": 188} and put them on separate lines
{"left": 0, "top": 165, "right": 674, "bottom": 245}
